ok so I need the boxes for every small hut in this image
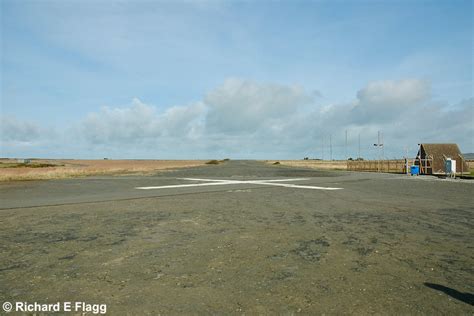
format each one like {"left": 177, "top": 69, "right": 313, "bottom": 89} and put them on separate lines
{"left": 415, "top": 144, "right": 468, "bottom": 175}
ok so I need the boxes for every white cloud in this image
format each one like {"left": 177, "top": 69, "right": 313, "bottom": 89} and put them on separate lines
{"left": 0, "top": 116, "right": 59, "bottom": 158}
{"left": 358, "top": 79, "right": 429, "bottom": 107}
{"left": 82, "top": 98, "right": 157, "bottom": 144}
{"left": 161, "top": 102, "right": 206, "bottom": 137}
{"left": 0, "top": 116, "right": 43, "bottom": 143}
{"left": 1, "top": 78, "right": 472, "bottom": 159}
{"left": 81, "top": 98, "right": 206, "bottom": 144}
{"left": 350, "top": 79, "right": 430, "bottom": 124}
{"left": 204, "top": 78, "right": 313, "bottom": 134}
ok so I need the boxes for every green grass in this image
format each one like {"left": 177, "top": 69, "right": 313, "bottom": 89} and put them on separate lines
{"left": 462, "top": 170, "right": 474, "bottom": 179}
{"left": 456, "top": 169, "right": 474, "bottom": 179}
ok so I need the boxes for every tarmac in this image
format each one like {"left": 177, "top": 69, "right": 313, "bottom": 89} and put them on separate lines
{"left": 0, "top": 160, "right": 473, "bottom": 314}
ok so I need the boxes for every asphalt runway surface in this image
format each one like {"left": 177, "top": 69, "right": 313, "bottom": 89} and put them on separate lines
{"left": 1, "top": 160, "right": 473, "bottom": 314}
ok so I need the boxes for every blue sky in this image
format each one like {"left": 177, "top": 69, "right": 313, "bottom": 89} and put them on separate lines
{"left": 1, "top": 0, "right": 473, "bottom": 159}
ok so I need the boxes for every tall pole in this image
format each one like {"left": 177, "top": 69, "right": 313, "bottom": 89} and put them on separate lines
{"left": 345, "top": 130, "right": 348, "bottom": 160}
{"left": 321, "top": 136, "right": 324, "bottom": 160}
{"left": 375, "top": 131, "right": 384, "bottom": 172}
{"left": 378, "top": 131, "right": 380, "bottom": 154}
{"left": 405, "top": 146, "right": 409, "bottom": 175}
{"left": 378, "top": 131, "right": 380, "bottom": 171}
{"left": 358, "top": 133, "right": 361, "bottom": 159}
{"left": 381, "top": 131, "right": 384, "bottom": 159}
{"left": 330, "top": 134, "right": 332, "bottom": 161}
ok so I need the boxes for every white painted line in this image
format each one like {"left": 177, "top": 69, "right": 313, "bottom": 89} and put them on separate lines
{"left": 136, "top": 178, "right": 342, "bottom": 191}
{"left": 252, "top": 182, "right": 342, "bottom": 190}
{"left": 178, "top": 178, "right": 310, "bottom": 183}
{"left": 242, "top": 178, "right": 311, "bottom": 183}
{"left": 135, "top": 181, "right": 241, "bottom": 190}
{"left": 178, "top": 178, "right": 238, "bottom": 182}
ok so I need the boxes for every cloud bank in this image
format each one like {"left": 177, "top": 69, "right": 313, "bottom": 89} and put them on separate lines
{"left": 205, "top": 79, "right": 313, "bottom": 134}
{"left": 1, "top": 116, "right": 44, "bottom": 143}
{"left": 1, "top": 78, "right": 472, "bottom": 159}
{"left": 81, "top": 98, "right": 205, "bottom": 144}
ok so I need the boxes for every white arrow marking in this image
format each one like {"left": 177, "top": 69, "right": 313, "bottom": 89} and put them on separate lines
{"left": 136, "top": 178, "right": 342, "bottom": 191}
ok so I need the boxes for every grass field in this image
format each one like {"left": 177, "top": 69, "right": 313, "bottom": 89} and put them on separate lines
{"left": 0, "top": 159, "right": 206, "bottom": 181}
{"left": 1, "top": 158, "right": 472, "bottom": 181}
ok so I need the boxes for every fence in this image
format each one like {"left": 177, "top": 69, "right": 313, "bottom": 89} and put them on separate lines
{"left": 347, "top": 159, "right": 407, "bottom": 173}
{"left": 467, "top": 160, "right": 474, "bottom": 171}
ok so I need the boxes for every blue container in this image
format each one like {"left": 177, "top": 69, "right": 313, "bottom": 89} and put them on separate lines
{"left": 410, "top": 165, "right": 419, "bottom": 176}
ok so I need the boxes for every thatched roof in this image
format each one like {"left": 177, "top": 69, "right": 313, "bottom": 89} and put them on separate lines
{"left": 416, "top": 143, "right": 469, "bottom": 174}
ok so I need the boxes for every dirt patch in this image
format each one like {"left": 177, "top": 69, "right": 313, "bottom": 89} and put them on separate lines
{"left": 292, "top": 238, "right": 330, "bottom": 262}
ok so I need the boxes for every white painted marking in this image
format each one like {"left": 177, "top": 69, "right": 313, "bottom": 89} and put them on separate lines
{"left": 178, "top": 178, "right": 239, "bottom": 182}
{"left": 250, "top": 182, "right": 342, "bottom": 190}
{"left": 243, "top": 178, "right": 311, "bottom": 183}
{"left": 135, "top": 181, "right": 241, "bottom": 190}
{"left": 178, "top": 178, "right": 310, "bottom": 183}
{"left": 136, "top": 178, "right": 342, "bottom": 191}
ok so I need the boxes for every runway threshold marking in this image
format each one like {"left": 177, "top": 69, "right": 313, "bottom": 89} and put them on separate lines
{"left": 135, "top": 178, "right": 342, "bottom": 191}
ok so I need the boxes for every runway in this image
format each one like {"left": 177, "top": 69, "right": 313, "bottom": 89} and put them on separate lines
{"left": 1, "top": 161, "right": 473, "bottom": 314}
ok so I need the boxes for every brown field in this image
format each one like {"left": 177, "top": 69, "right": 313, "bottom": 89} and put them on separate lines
{"left": 0, "top": 159, "right": 206, "bottom": 181}
{"left": 266, "top": 160, "right": 348, "bottom": 170}
{"left": 1, "top": 159, "right": 472, "bottom": 181}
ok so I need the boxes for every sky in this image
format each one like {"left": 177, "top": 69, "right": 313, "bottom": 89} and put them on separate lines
{"left": 1, "top": 0, "right": 473, "bottom": 159}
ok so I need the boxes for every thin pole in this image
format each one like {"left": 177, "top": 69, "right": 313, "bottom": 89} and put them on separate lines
{"left": 345, "top": 130, "right": 348, "bottom": 159}
{"left": 381, "top": 131, "right": 384, "bottom": 159}
{"left": 358, "top": 133, "right": 361, "bottom": 159}
{"left": 330, "top": 135, "right": 332, "bottom": 161}
{"left": 321, "top": 136, "right": 324, "bottom": 160}
{"left": 405, "top": 146, "right": 409, "bottom": 175}
{"left": 377, "top": 131, "right": 380, "bottom": 172}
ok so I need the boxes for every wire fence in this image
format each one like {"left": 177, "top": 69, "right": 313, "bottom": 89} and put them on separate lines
{"left": 347, "top": 159, "right": 408, "bottom": 173}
